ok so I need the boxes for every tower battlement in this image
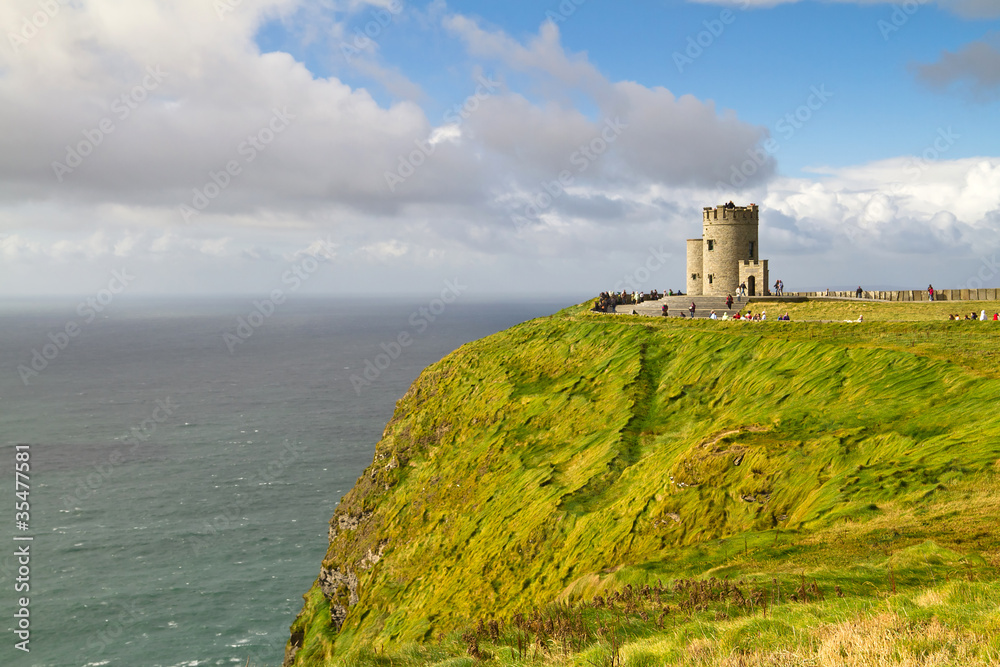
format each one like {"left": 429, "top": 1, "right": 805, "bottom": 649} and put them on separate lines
{"left": 703, "top": 204, "right": 759, "bottom": 224}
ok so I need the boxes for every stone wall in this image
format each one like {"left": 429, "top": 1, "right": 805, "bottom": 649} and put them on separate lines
{"left": 686, "top": 239, "right": 704, "bottom": 296}
{"left": 785, "top": 289, "right": 999, "bottom": 301}
{"left": 739, "top": 260, "right": 769, "bottom": 297}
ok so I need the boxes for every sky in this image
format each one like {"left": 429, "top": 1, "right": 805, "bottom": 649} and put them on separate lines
{"left": 1, "top": 0, "right": 999, "bottom": 297}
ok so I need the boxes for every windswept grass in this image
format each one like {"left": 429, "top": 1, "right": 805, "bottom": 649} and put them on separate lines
{"left": 335, "top": 573, "right": 1000, "bottom": 666}
{"left": 744, "top": 298, "right": 1000, "bottom": 323}
{"left": 285, "top": 300, "right": 1000, "bottom": 666}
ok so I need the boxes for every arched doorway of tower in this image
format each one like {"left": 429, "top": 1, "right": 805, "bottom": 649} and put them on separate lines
{"left": 747, "top": 275, "right": 756, "bottom": 296}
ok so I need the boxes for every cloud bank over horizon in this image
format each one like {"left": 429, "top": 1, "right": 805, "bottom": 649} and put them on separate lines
{"left": 1, "top": 0, "right": 998, "bottom": 296}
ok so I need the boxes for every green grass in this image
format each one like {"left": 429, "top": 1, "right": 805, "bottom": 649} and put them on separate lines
{"left": 744, "top": 298, "right": 1000, "bottom": 323}
{"left": 284, "top": 300, "right": 1000, "bottom": 666}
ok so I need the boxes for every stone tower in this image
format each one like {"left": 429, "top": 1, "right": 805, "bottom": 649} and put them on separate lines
{"left": 686, "top": 204, "right": 769, "bottom": 297}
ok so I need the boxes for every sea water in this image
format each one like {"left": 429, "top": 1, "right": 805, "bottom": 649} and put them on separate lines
{"left": 0, "top": 296, "right": 577, "bottom": 666}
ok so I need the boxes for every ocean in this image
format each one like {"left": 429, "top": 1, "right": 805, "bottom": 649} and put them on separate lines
{"left": 0, "top": 295, "right": 578, "bottom": 667}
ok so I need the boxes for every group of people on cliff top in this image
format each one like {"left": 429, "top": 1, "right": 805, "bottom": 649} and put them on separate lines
{"left": 593, "top": 289, "right": 684, "bottom": 313}
{"left": 950, "top": 310, "right": 999, "bottom": 321}
{"left": 712, "top": 310, "right": 791, "bottom": 321}
{"left": 658, "top": 309, "right": 793, "bottom": 321}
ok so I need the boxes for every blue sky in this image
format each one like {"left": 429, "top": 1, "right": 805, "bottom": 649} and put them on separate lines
{"left": 1, "top": 0, "right": 999, "bottom": 295}
{"left": 304, "top": 0, "right": 999, "bottom": 171}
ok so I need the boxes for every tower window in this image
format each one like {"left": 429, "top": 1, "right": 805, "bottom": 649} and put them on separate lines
{"left": 691, "top": 273, "right": 698, "bottom": 280}
{"left": 707, "top": 240, "right": 715, "bottom": 251}
{"left": 749, "top": 241, "right": 754, "bottom": 258}
{"left": 708, "top": 275, "right": 713, "bottom": 284}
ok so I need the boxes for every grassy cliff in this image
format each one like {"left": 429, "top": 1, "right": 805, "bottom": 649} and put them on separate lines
{"left": 283, "top": 303, "right": 1000, "bottom": 666}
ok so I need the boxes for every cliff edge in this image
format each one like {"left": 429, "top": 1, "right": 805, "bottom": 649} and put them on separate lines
{"left": 283, "top": 303, "right": 1000, "bottom": 665}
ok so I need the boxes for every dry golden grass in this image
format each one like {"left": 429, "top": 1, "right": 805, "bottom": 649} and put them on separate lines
{"left": 812, "top": 614, "right": 982, "bottom": 666}
{"left": 744, "top": 299, "right": 1000, "bottom": 323}
{"left": 615, "top": 611, "right": 1000, "bottom": 667}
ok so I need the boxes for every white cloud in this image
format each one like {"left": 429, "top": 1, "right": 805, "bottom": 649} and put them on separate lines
{"left": 760, "top": 157, "right": 1000, "bottom": 257}
{"left": 359, "top": 239, "right": 409, "bottom": 260}
{"left": 0, "top": 2, "right": 773, "bottom": 242}
{"left": 0, "top": 0, "right": 995, "bottom": 295}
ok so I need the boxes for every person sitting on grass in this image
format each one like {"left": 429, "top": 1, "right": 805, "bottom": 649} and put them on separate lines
{"left": 710, "top": 310, "right": 718, "bottom": 320}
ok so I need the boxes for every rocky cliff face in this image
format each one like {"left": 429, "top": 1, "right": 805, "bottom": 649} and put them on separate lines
{"left": 283, "top": 402, "right": 416, "bottom": 666}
